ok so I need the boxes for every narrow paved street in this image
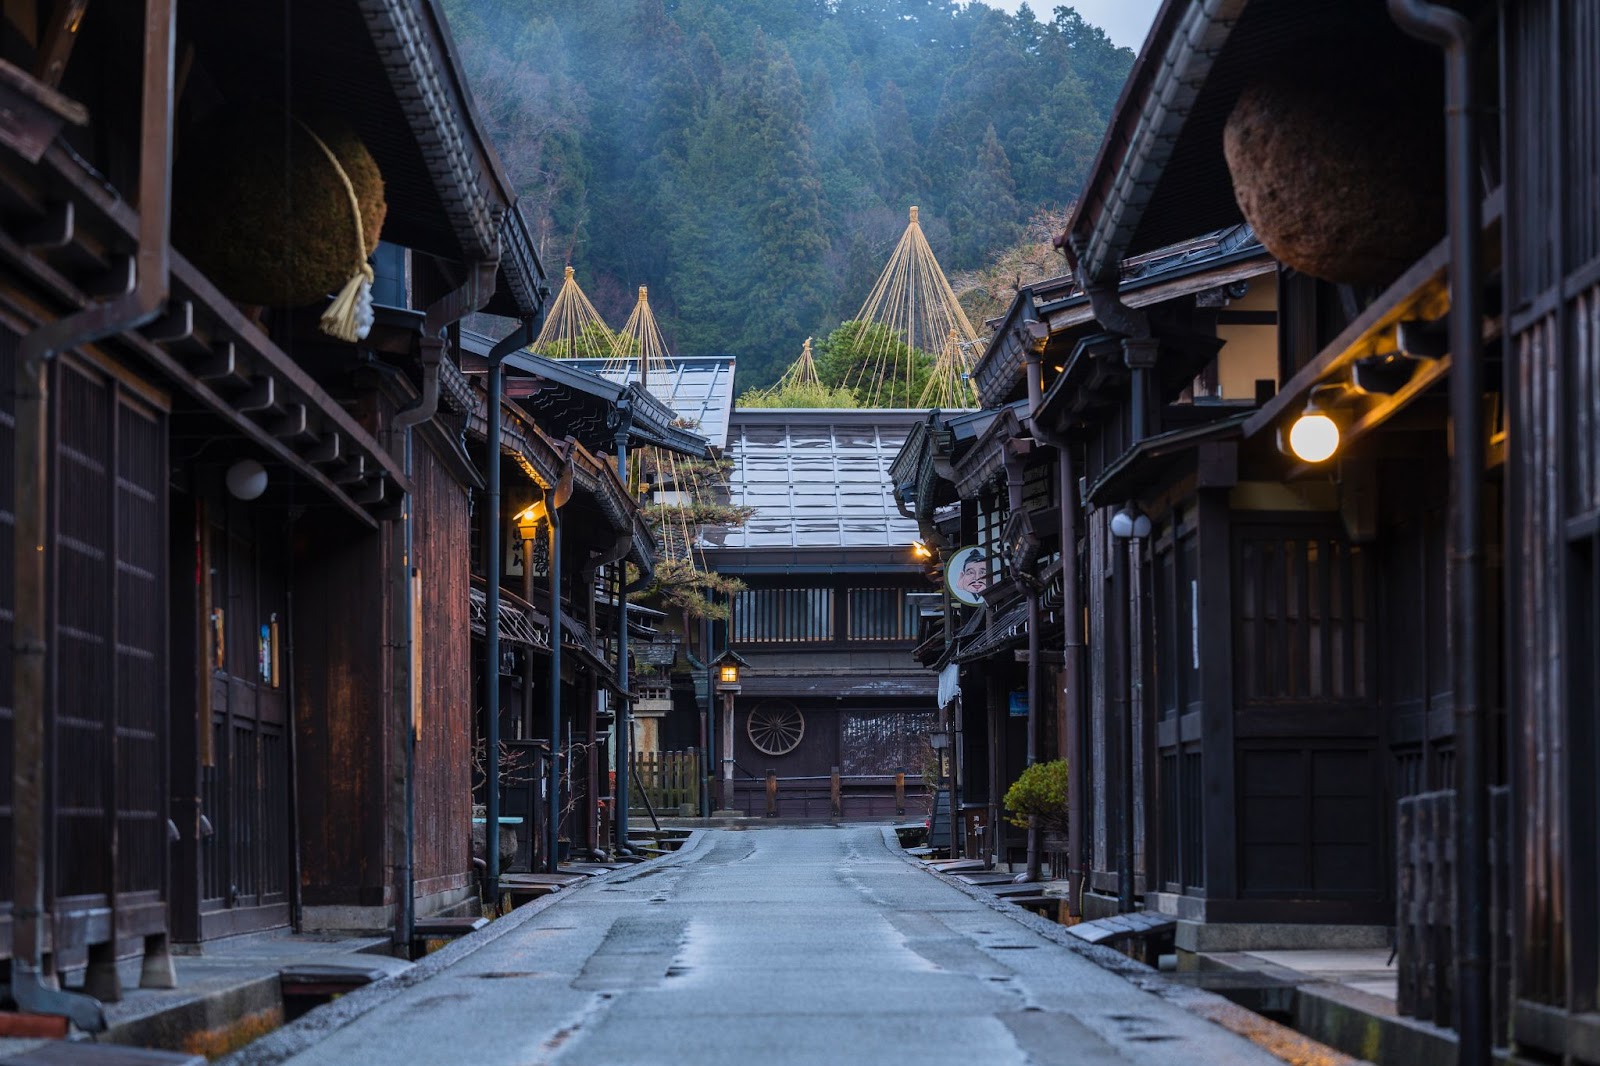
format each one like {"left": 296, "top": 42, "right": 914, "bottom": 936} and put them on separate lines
{"left": 245, "top": 828, "right": 1280, "bottom": 1065}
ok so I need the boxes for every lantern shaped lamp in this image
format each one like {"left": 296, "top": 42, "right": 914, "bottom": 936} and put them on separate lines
{"left": 712, "top": 648, "right": 749, "bottom": 690}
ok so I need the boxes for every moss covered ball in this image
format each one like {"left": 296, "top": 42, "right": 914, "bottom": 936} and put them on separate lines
{"left": 1223, "top": 54, "right": 1444, "bottom": 286}
{"left": 174, "top": 106, "right": 386, "bottom": 308}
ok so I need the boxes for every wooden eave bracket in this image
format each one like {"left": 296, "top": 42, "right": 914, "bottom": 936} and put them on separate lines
{"left": 0, "top": 58, "right": 88, "bottom": 164}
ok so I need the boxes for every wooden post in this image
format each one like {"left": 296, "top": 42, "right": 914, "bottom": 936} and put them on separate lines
{"left": 895, "top": 769, "right": 906, "bottom": 816}
{"left": 830, "top": 767, "right": 842, "bottom": 821}
{"left": 766, "top": 770, "right": 778, "bottom": 818}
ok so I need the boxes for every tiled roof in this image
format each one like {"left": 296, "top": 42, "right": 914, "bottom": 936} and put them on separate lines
{"left": 567, "top": 356, "right": 737, "bottom": 451}
{"left": 707, "top": 409, "right": 923, "bottom": 550}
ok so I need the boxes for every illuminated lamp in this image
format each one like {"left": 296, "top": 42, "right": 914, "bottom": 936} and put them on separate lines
{"left": 1288, "top": 394, "right": 1341, "bottom": 463}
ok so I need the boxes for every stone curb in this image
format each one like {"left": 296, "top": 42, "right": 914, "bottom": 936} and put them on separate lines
{"left": 217, "top": 831, "right": 709, "bottom": 1066}
{"left": 879, "top": 829, "right": 1372, "bottom": 1066}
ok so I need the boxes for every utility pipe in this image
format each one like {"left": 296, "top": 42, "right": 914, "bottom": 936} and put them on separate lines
{"left": 1387, "top": 3, "right": 1486, "bottom": 1061}
{"left": 1000, "top": 459, "right": 1041, "bottom": 880}
{"left": 1123, "top": 531, "right": 1143, "bottom": 914}
{"left": 10, "top": 0, "right": 173, "bottom": 1031}
{"left": 546, "top": 497, "right": 563, "bottom": 872}
{"left": 1060, "top": 451, "right": 1086, "bottom": 915}
{"left": 1022, "top": 336, "right": 1086, "bottom": 913}
{"left": 479, "top": 318, "right": 539, "bottom": 909}
{"left": 612, "top": 402, "right": 634, "bottom": 852}
{"left": 393, "top": 264, "right": 498, "bottom": 955}
{"left": 483, "top": 345, "right": 505, "bottom": 905}
{"left": 1070, "top": 259, "right": 1156, "bottom": 916}
{"left": 1113, "top": 536, "right": 1135, "bottom": 913}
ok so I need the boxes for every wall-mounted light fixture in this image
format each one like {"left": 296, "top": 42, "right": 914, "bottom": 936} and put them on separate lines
{"left": 1286, "top": 386, "right": 1343, "bottom": 464}
{"left": 225, "top": 459, "right": 268, "bottom": 501}
{"left": 911, "top": 540, "right": 934, "bottom": 561}
{"left": 1109, "top": 502, "right": 1151, "bottom": 540}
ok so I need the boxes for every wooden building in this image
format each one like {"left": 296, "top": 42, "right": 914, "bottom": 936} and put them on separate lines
{"left": 901, "top": 0, "right": 1600, "bottom": 1061}
{"left": 0, "top": 0, "right": 561, "bottom": 1022}
{"left": 480, "top": 348, "right": 704, "bottom": 860}
{"left": 700, "top": 407, "right": 939, "bottom": 820}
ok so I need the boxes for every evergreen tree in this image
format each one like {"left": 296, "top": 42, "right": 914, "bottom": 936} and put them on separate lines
{"left": 951, "top": 124, "right": 1023, "bottom": 264}
{"left": 443, "top": 0, "right": 1136, "bottom": 392}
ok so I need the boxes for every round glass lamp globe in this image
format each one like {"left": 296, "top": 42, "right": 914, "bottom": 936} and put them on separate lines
{"left": 1289, "top": 412, "right": 1340, "bottom": 463}
{"left": 226, "top": 458, "right": 269, "bottom": 500}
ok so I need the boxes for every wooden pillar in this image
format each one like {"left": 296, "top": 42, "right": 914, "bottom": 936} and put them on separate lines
{"left": 1196, "top": 489, "right": 1237, "bottom": 901}
{"left": 986, "top": 665, "right": 1006, "bottom": 866}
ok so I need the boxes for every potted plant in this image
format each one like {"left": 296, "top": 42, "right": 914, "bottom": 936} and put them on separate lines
{"left": 1002, "top": 759, "right": 1068, "bottom": 852}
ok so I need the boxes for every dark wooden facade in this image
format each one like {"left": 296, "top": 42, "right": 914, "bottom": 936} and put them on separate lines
{"left": 410, "top": 432, "right": 474, "bottom": 911}
{"left": 700, "top": 408, "right": 940, "bottom": 820}
{"left": 1503, "top": 0, "right": 1600, "bottom": 1054}
{"left": 0, "top": 0, "right": 567, "bottom": 1010}
{"left": 924, "top": 0, "right": 1599, "bottom": 1060}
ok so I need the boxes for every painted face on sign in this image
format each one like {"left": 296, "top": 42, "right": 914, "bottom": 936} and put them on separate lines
{"left": 956, "top": 558, "right": 986, "bottom": 595}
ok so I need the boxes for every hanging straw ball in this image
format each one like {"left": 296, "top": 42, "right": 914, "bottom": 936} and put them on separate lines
{"left": 174, "top": 105, "right": 386, "bottom": 310}
{"left": 1222, "top": 49, "right": 1444, "bottom": 286}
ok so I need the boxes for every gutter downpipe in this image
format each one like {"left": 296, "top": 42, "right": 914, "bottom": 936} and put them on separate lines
{"left": 545, "top": 480, "right": 567, "bottom": 873}
{"left": 612, "top": 403, "right": 634, "bottom": 854}
{"left": 392, "top": 261, "right": 499, "bottom": 956}
{"left": 1023, "top": 339, "right": 1086, "bottom": 915}
{"left": 1077, "top": 268, "right": 1153, "bottom": 915}
{"left": 1013, "top": 353, "right": 1045, "bottom": 886}
{"left": 1388, "top": 4, "right": 1487, "bottom": 1061}
{"left": 10, "top": 0, "right": 173, "bottom": 1031}
{"left": 481, "top": 318, "right": 535, "bottom": 908}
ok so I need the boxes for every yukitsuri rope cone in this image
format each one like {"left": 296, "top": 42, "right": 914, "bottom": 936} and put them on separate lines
{"left": 740, "top": 338, "right": 858, "bottom": 408}
{"left": 616, "top": 287, "right": 748, "bottom": 615}
{"left": 533, "top": 266, "right": 625, "bottom": 359}
{"left": 844, "top": 206, "right": 980, "bottom": 407}
{"left": 619, "top": 287, "right": 702, "bottom": 562}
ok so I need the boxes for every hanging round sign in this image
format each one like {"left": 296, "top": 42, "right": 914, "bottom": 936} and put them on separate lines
{"left": 945, "top": 545, "right": 988, "bottom": 607}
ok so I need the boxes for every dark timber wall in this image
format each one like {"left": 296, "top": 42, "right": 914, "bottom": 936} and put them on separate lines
{"left": 293, "top": 511, "right": 393, "bottom": 917}
{"left": 411, "top": 440, "right": 472, "bottom": 908}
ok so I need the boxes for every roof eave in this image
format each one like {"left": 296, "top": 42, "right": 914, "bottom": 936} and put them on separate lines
{"left": 1062, "top": 0, "right": 1249, "bottom": 282}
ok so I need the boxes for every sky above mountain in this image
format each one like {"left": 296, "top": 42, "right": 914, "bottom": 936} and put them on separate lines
{"left": 978, "top": 0, "right": 1160, "bottom": 49}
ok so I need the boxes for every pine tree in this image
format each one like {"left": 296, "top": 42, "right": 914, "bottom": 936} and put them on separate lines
{"left": 951, "top": 124, "right": 1023, "bottom": 265}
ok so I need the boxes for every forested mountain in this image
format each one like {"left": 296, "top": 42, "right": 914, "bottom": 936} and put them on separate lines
{"left": 444, "top": 0, "right": 1134, "bottom": 388}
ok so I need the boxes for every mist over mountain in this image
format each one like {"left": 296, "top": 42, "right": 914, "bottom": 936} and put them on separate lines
{"left": 444, "top": 0, "right": 1133, "bottom": 388}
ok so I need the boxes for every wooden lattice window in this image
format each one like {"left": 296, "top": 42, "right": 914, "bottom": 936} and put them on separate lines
{"left": 1234, "top": 526, "right": 1369, "bottom": 705}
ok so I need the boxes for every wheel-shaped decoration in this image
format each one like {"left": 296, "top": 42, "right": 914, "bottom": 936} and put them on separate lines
{"left": 747, "top": 702, "right": 805, "bottom": 756}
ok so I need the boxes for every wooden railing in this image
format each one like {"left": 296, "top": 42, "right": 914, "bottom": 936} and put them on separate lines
{"left": 730, "top": 769, "right": 924, "bottom": 821}
{"left": 631, "top": 750, "right": 701, "bottom": 815}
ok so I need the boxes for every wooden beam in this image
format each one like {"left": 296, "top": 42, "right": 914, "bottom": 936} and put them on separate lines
{"left": 33, "top": 0, "right": 87, "bottom": 88}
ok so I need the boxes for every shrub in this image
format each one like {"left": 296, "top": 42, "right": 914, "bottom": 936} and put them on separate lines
{"left": 1002, "top": 759, "right": 1067, "bottom": 832}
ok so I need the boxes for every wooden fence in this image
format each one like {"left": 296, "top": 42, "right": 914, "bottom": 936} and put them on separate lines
{"left": 631, "top": 750, "right": 701, "bottom": 815}
{"left": 1396, "top": 786, "right": 1511, "bottom": 1044}
{"left": 729, "top": 769, "right": 924, "bottom": 821}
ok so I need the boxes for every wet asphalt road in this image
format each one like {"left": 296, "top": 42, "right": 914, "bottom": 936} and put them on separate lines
{"left": 258, "top": 827, "right": 1282, "bottom": 1065}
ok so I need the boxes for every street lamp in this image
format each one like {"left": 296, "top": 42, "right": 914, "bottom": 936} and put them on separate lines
{"left": 512, "top": 499, "right": 546, "bottom": 754}
{"left": 711, "top": 649, "right": 748, "bottom": 811}
{"left": 514, "top": 499, "right": 548, "bottom": 543}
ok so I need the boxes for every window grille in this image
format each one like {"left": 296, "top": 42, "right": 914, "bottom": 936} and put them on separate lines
{"left": 731, "top": 587, "right": 834, "bottom": 643}
{"left": 846, "top": 588, "right": 918, "bottom": 641}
